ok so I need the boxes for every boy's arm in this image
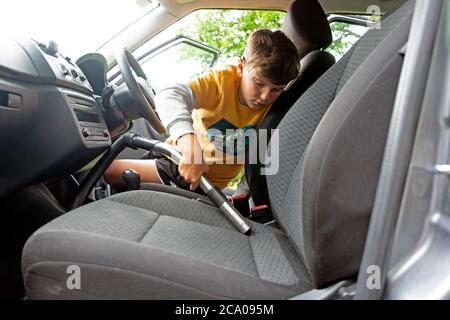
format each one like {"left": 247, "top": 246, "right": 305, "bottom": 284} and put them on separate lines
{"left": 154, "top": 68, "right": 219, "bottom": 142}
{"left": 154, "top": 82, "right": 210, "bottom": 191}
{"left": 154, "top": 82, "right": 196, "bottom": 143}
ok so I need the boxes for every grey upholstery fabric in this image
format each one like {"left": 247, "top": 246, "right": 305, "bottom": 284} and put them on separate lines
{"left": 337, "top": 0, "right": 415, "bottom": 92}
{"left": 140, "top": 182, "right": 213, "bottom": 206}
{"left": 23, "top": 191, "right": 313, "bottom": 299}
{"left": 267, "top": 51, "right": 352, "bottom": 213}
{"left": 301, "top": 53, "right": 406, "bottom": 286}
{"left": 267, "top": 0, "right": 415, "bottom": 287}
{"left": 246, "top": 50, "right": 336, "bottom": 206}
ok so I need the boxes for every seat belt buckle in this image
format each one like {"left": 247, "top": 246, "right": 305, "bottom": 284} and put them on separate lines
{"left": 250, "top": 205, "right": 274, "bottom": 223}
{"left": 230, "top": 194, "right": 251, "bottom": 217}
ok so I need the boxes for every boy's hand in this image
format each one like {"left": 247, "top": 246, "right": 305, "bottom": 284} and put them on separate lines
{"left": 176, "top": 133, "right": 209, "bottom": 191}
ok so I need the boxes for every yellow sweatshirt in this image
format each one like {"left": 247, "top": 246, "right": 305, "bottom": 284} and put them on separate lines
{"left": 160, "top": 65, "right": 272, "bottom": 188}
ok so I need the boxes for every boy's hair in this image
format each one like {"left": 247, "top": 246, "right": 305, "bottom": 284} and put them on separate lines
{"left": 243, "top": 29, "right": 300, "bottom": 86}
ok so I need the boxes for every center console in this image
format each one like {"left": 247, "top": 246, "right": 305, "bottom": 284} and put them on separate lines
{"left": 0, "top": 35, "right": 111, "bottom": 196}
{"left": 35, "top": 39, "right": 111, "bottom": 148}
{"left": 61, "top": 89, "right": 110, "bottom": 147}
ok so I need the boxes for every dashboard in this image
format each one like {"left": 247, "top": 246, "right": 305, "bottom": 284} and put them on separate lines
{"left": 0, "top": 35, "right": 113, "bottom": 197}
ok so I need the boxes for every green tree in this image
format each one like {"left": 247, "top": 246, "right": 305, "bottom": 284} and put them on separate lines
{"left": 177, "top": 10, "right": 285, "bottom": 61}
{"left": 327, "top": 22, "right": 366, "bottom": 58}
{"left": 178, "top": 10, "right": 366, "bottom": 66}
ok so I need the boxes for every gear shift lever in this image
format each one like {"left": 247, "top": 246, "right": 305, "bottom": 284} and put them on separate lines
{"left": 122, "top": 169, "right": 141, "bottom": 191}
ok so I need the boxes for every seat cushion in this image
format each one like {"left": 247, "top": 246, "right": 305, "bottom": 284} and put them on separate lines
{"left": 140, "top": 182, "right": 214, "bottom": 205}
{"left": 22, "top": 191, "right": 313, "bottom": 299}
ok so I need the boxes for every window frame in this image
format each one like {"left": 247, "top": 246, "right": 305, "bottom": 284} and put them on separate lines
{"left": 328, "top": 14, "right": 377, "bottom": 27}
{"left": 108, "top": 35, "right": 220, "bottom": 85}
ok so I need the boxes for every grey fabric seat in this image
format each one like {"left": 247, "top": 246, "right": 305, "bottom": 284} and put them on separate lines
{"left": 22, "top": 0, "right": 415, "bottom": 299}
{"left": 23, "top": 191, "right": 312, "bottom": 299}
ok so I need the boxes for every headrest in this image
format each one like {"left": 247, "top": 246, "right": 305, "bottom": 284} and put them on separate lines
{"left": 282, "top": 0, "right": 333, "bottom": 59}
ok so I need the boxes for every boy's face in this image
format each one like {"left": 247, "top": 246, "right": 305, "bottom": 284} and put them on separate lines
{"left": 237, "top": 57, "right": 288, "bottom": 110}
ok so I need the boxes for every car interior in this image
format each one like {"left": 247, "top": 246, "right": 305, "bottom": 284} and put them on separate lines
{"left": 2, "top": 0, "right": 442, "bottom": 300}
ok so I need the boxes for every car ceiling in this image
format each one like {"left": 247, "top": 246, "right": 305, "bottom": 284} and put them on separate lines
{"left": 159, "top": 0, "right": 405, "bottom": 15}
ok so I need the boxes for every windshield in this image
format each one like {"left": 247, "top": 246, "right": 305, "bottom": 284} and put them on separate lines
{"left": 0, "top": 0, "right": 159, "bottom": 59}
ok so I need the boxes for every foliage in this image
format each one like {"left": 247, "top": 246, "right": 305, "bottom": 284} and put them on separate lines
{"left": 227, "top": 168, "right": 245, "bottom": 190}
{"left": 177, "top": 10, "right": 363, "bottom": 64}
{"left": 177, "top": 10, "right": 285, "bottom": 64}
{"left": 327, "top": 22, "right": 365, "bottom": 58}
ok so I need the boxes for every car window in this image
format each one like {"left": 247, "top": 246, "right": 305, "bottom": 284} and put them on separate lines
{"left": 139, "top": 39, "right": 218, "bottom": 91}
{"left": 129, "top": 9, "right": 285, "bottom": 91}
{"left": 327, "top": 19, "right": 370, "bottom": 61}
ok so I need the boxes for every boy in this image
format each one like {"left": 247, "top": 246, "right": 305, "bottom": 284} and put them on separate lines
{"left": 105, "top": 29, "right": 300, "bottom": 192}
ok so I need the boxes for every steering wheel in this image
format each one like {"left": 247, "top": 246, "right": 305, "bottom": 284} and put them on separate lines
{"left": 115, "top": 47, "right": 167, "bottom": 135}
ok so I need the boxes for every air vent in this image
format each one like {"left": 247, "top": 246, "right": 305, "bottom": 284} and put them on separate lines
{"left": 66, "top": 93, "right": 96, "bottom": 109}
{"left": 74, "top": 110, "right": 100, "bottom": 123}
{"left": 60, "top": 88, "right": 110, "bottom": 145}
{"left": 62, "top": 89, "right": 103, "bottom": 125}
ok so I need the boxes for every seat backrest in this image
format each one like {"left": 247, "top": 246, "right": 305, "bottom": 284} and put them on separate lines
{"left": 282, "top": 0, "right": 332, "bottom": 59}
{"left": 245, "top": 0, "right": 335, "bottom": 204}
{"left": 266, "top": 0, "right": 415, "bottom": 287}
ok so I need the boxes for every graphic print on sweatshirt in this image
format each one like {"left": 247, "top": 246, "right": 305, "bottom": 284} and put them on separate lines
{"left": 205, "top": 119, "right": 256, "bottom": 156}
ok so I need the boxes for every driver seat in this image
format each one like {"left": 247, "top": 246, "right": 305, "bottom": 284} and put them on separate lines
{"left": 21, "top": 0, "right": 415, "bottom": 299}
